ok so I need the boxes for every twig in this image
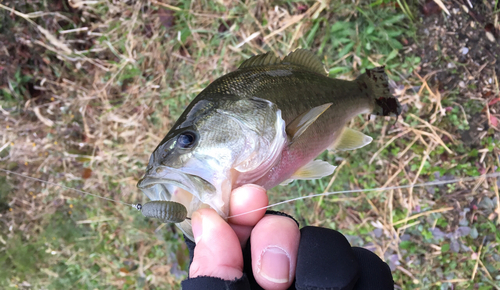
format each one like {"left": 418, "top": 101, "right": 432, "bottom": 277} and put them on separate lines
{"left": 393, "top": 207, "right": 454, "bottom": 226}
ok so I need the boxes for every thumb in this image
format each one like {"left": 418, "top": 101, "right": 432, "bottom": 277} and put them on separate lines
{"left": 189, "top": 209, "right": 243, "bottom": 281}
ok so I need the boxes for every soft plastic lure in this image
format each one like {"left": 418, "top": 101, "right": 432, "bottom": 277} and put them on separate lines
{"left": 136, "top": 200, "right": 188, "bottom": 223}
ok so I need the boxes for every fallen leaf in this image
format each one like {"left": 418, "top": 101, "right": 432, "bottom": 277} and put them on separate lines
{"left": 422, "top": 0, "right": 441, "bottom": 16}
{"left": 483, "top": 91, "right": 492, "bottom": 98}
{"left": 82, "top": 168, "right": 92, "bottom": 179}
{"left": 158, "top": 8, "right": 175, "bottom": 29}
{"left": 488, "top": 97, "right": 500, "bottom": 106}
{"left": 490, "top": 115, "right": 498, "bottom": 127}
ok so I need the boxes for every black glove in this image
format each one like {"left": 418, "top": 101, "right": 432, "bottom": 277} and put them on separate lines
{"left": 181, "top": 212, "right": 393, "bottom": 290}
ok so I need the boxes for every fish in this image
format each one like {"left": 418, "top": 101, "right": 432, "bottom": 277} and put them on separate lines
{"left": 136, "top": 49, "right": 401, "bottom": 240}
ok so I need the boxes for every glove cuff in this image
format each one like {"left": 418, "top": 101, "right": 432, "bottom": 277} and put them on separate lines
{"left": 181, "top": 274, "right": 251, "bottom": 290}
{"left": 265, "top": 210, "right": 299, "bottom": 227}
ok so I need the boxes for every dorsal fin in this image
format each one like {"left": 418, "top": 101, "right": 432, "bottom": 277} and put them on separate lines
{"left": 238, "top": 49, "right": 328, "bottom": 76}
{"left": 238, "top": 52, "right": 281, "bottom": 69}
{"left": 282, "top": 49, "right": 328, "bottom": 76}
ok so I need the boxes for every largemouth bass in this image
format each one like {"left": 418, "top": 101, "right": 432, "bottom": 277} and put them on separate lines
{"left": 137, "top": 49, "right": 401, "bottom": 240}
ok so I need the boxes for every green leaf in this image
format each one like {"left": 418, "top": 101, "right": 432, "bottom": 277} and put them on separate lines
{"left": 329, "top": 67, "right": 348, "bottom": 76}
{"left": 366, "top": 25, "right": 375, "bottom": 35}
{"left": 383, "top": 14, "right": 405, "bottom": 25}
{"left": 338, "top": 42, "right": 355, "bottom": 58}
{"left": 307, "top": 20, "right": 322, "bottom": 46}
{"left": 387, "top": 38, "right": 403, "bottom": 50}
{"left": 385, "top": 49, "right": 399, "bottom": 62}
{"left": 400, "top": 240, "right": 413, "bottom": 249}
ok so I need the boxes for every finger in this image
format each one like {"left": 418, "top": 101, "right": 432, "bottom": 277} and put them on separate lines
{"left": 228, "top": 184, "right": 268, "bottom": 246}
{"left": 228, "top": 184, "right": 268, "bottom": 226}
{"left": 251, "top": 214, "right": 300, "bottom": 290}
{"left": 189, "top": 209, "right": 243, "bottom": 281}
{"left": 230, "top": 223, "right": 254, "bottom": 248}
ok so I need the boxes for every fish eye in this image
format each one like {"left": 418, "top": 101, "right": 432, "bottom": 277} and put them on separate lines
{"left": 177, "top": 131, "right": 197, "bottom": 149}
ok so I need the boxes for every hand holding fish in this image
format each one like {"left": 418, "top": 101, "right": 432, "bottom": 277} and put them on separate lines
{"left": 185, "top": 184, "right": 300, "bottom": 289}
{"left": 181, "top": 185, "right": 394, "bottom": 290}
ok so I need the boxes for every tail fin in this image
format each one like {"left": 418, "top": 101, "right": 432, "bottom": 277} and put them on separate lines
{"left": 358, "top": 66, "right": 401, "bottom": 118}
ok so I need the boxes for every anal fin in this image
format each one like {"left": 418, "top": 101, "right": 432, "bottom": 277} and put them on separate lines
{"left": 289, "top": 159, "right": 337, "bottom": 181}
{"left": 280, "top": 179, "right": 294, "bottom": 186}
{"left": 329, "top": 127, "right": 373, "bottom": 152}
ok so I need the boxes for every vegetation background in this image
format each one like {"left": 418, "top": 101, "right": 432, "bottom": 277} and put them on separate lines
{"left": 1, "top": 0, "right": 499, "bottom": 289}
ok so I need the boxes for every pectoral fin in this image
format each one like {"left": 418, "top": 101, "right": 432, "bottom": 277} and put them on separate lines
{"left": 289, "top": 159, "right": 337, "bottom": 181}
{"left": 286, "top": 103, "right": 332, "bottom": 142}
{"left": 329, "top": 127, "right": 373, "bottom": 151}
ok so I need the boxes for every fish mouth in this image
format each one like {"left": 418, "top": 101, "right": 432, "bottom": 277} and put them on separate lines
{"left": 137, "top": 166, "right": 232, "bottom": 240}
{"left": 136, "top": 167, "right": 219, "bottom": 240}
{"left": 137, "top": 167, "right": 216, "bottom": 206}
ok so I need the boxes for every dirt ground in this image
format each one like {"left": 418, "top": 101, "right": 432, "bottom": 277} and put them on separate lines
{"left": 416, "top": 0, "right": 500, "bottom": 144}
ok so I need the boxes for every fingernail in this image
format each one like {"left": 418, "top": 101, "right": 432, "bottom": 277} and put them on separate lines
{"left": 258, "top": 246, "right": 291, "bottom": 284}
{"left": 232, "top": 184, "right": 266, "bottom": 197}
{"left": 192, "top": 211, "right": 202, "bottom": 244}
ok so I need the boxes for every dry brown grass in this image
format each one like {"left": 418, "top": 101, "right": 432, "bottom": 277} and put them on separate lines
{"left": 1, "top": 0, "right": 499, "bottom": 289}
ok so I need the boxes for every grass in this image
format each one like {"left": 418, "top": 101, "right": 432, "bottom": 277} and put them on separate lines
{"left": 1, "top": 0, "right": 499, "bottom": 289}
